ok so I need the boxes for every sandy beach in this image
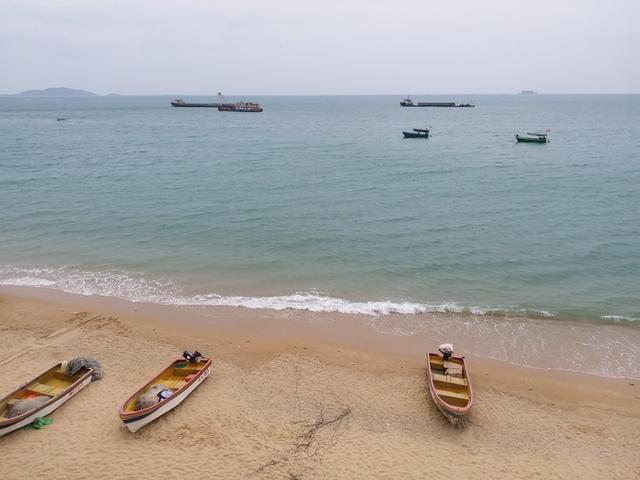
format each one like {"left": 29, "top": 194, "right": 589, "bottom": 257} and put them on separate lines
{"left": 1, "top": 288, "right": 639, "bottom": 479}
{"left": 4, "top": 1, "right": 639, "bottom": 479}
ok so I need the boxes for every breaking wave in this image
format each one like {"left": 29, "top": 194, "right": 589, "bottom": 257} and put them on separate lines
{"left": 0, "top": 265, "right": 560, "bottom": 318}
{"left": 600, "top": 315, "right": 639, "bottom": 323}
{"left": 2, "top": 265, "right": 638, "bottom": 378}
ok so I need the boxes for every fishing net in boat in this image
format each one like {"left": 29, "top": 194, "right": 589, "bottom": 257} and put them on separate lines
{"left": 134, "top": 384, "right": 173, "bottom": 410}
{"left": 63, "top": 357, "right": 103, "bottom": 381}
{"left": 4, "top": 396, "right": 50, "bottom": 418}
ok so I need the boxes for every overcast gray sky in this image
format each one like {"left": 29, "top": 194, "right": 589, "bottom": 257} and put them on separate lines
{"left": 2, "top": 0, "right": 639, "bottom": 95}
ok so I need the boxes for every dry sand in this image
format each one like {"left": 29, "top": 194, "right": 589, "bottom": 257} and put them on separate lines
{"left": 1, "top": 290, "right": 639, "bottom": 479}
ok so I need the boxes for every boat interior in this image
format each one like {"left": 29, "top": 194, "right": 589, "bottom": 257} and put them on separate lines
{"left": 0, "top": 365, "right": 88, "bottom": 419}
{"left": 428, "top": 354, "right": 470, "bottom": 408}
{"left": 124, "top": 360, "right": 207, "bottom": 412}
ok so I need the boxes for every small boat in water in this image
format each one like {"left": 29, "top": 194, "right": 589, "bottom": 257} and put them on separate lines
{"left": 515, "top": 131, "right": 549, "bottom": 143}
{"left": 0, "top": 358, "right": 100, "bottom": 437}
{"left": 119, "top": 351, "right": 211, "bottom": 432}
{"left": 403, "top": 127, "right": 430, "bottom": 138}
{"left": 426, "top": 344, "right": 473, "bottom": 425}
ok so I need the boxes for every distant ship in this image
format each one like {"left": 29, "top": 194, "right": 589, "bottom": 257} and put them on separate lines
{"left": 217, "top": 102, "right": 263, "bottom": 112}
{"left": 519, "top": 90, "right": 537, "bottom": 95}
{"left": 400, "top": 96, "right": 474, "bottom": 108}
{"left": 170, "top": 98, "right": 220, "bottom": 107}
{"left": 217, "top": 92, "right": 263, "bottom": 112}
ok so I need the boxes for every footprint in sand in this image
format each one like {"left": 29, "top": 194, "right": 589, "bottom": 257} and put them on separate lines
{"left": 0, "top": 312, "right": 114, "bottom": 367}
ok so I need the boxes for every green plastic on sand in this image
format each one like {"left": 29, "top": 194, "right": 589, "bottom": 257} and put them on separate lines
{"left": 24, "top": 417, "right": 54, "bottom": 429}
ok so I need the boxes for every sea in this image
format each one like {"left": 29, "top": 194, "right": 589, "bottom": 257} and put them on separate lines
{"left": 1, "top": 94, "right": 639, "bottom": 374}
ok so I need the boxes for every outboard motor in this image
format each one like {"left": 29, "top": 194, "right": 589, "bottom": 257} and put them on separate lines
{"left": 438, "top": 343, "right": 454, "bottom": 360}
{"left": 183, "top": 350, "right": 203, "bottom": 363}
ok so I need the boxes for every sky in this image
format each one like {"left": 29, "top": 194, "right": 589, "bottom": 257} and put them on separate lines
{"left": 1, "top": 0, "right": 639, "bottom": 95}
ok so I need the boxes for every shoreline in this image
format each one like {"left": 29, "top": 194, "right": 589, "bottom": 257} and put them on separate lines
{"left": 1, "top": 285, "right": 639, "bottom": 380}
{"left": 1, "top": 287, "right": 639, "bottom": 478}
{"left": 1, "top": 265, "right": 638, "bottom": 324}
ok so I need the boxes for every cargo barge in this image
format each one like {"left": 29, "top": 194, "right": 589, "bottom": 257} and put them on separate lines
{"left": 216, "top": 92, "right": 263, "bottom": 112}
{"left": 400, "top": 97, "right": 475, "bottom": 108}
{"left": 218, "top": 102, "right": 263, "bottom": 112}
{"left": 170, "top": 98, "right": 220, "bottom": 107}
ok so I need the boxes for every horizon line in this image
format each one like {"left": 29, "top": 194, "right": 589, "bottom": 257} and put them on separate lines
{"left": 3, "top": 91, "right": 640, "bottom": 97}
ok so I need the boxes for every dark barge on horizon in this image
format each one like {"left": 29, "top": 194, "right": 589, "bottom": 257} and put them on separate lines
{"left": 216, "top": 92, "right": 263, "bottom": 112}
{"left": 170, "top": 98, "right": 221, "bottom": 107}
{"left": 400, "top": 97, "right": 475, "bottom": 108}
{"left": 170, "top": 93, "right": 263, "bottom": 112}
{"left": 218, "top": 102, "right": 263, "bottom": 112}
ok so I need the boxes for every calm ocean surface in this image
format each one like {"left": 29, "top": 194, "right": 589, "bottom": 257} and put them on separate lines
{"left": 1, "top": 95, "right": 639, "bottom": 321}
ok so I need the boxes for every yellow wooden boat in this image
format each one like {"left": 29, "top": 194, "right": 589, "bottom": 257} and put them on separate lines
{"left": 426, "top": 352, "right": 473, "bottom": 424}
{"left": 0, "top": 362, "right": 95, "bottom": 437}
{"left": 119, "top": 351, "right": 212, "bottom": 432}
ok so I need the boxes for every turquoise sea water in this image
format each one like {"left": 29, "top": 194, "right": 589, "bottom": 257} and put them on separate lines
{"left": 1, "top": 95, "right": 639, "bottom": 321}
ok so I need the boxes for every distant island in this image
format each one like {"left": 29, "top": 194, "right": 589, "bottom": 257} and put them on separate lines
{"left": 2, "top": 87, "right": 97, "bottom": 97}
{"left": 519, "top": 90, "right": 537, "bottom": 95}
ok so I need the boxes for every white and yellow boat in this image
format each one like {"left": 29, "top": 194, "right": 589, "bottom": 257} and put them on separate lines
{"left": 0, "top": 361, "right": 95, "bottom": 437}
{"left": 426, "top": 351, "right": 473, "bottom": 424}
{"left": 119, "top": 351, "right": 211, "bottom": 433}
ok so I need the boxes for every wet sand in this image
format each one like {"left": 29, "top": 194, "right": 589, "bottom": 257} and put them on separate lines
{"left": 1, "top": 288, "right": 639, "bottom": 479}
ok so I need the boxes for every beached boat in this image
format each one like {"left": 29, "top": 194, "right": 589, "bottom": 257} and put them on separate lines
{"left": 426, "top": 347, "right": 473, "bottom": 424}
{"left": 403, "top": 128, "right": 430, "bottom": 138}
{"left": 0, "top": 361, "right": 96, "bottom": 437}
{"left": 119, "top": 351, "right": 212, "bottom": 432}
{"left": 516, "top": 132, "right": 548, "bottom": 143}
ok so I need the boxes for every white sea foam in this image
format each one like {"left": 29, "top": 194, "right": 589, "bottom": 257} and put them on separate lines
{"left": 601, "top": 314, "right": 639, "bottom": 323}
{"left": 0, "top": 276, "right": 56, "bottom": 287}
{"left": 0, "top": 266, "right": 180, "bottom": 304}
{"left": 174, "top": 293, "right": 493, "bottom": 316}
{"left": 0, "top": 265, "right": 529, "bottom": 317}
{"left": 2, "top": 265, "right": 638, "bottom": 379}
